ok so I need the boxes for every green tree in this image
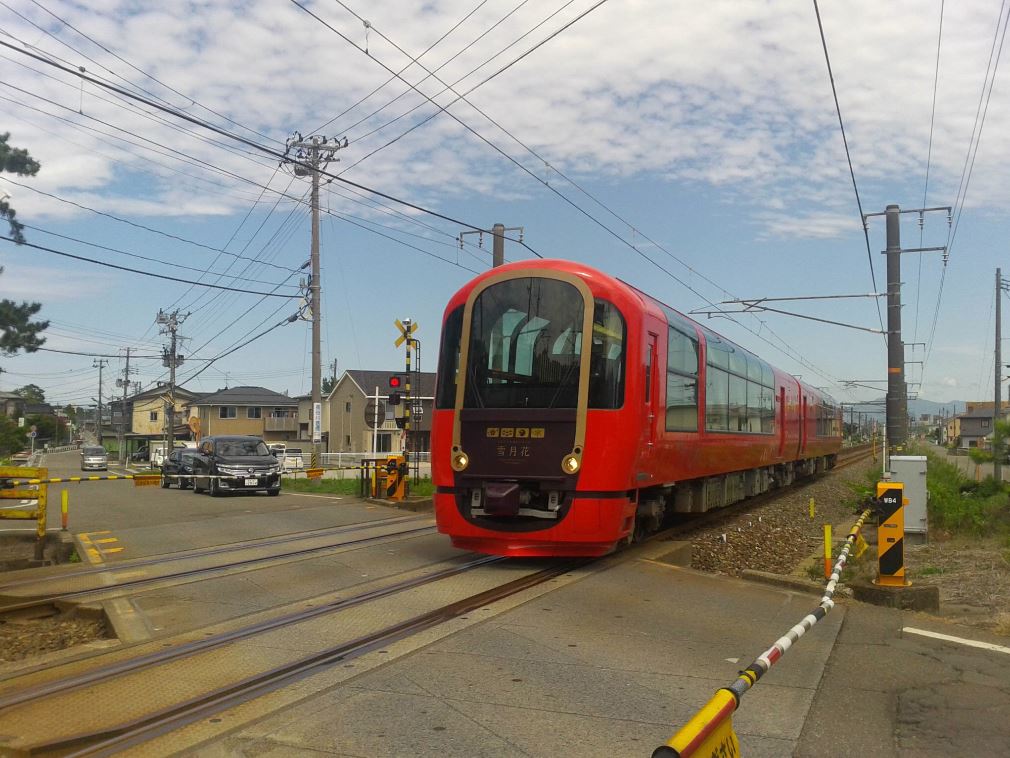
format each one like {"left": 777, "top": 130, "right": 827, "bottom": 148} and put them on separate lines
{"left": 322, "top": 376, "right": 336, "bottom": 395}
{"left": 0, "top": 414, "right": 27, "bottom": 456}
{"left": 0, "top": 132, "right": 48, "bottom": 359}
{"left": 15, "top": 383, "right": 45, "bottom": 403}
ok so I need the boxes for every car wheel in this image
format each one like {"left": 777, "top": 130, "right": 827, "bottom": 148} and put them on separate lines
{"left": 160, "top": 476, "right": 170, "bottom": 489}
{"left": 182, "top": 478, "right": 192, "bottom": 489}
{"left": 193, "top": 477, "right": 205, "bottom": 494}
{"left": 209, "top": 478, "right": 220, "bottom": 497}
{"left": 268, "top": 487, "right": 280, "bottom": 497}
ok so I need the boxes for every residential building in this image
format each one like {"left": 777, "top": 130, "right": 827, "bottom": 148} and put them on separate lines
{"left": 0, "top": 391, "right": 23, "bottom": 418}
{"left": 325, "top": 370, "right": 435, "bottom": 454}
{"left": 193, "top": 386, "right": 300, "bottom": 442}
{"left": 113, "top": 384, "right": 201, "bottom": 454}
{"left": 951, "top": 406, "right": 1001, "bottom": 449}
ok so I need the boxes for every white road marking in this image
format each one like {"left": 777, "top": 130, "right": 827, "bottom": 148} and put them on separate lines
{"left": 285, "top": 493, "right": 344, "bottom": 500}
{"left": 902, "top": 627, "right": 1010, "bottom": 655}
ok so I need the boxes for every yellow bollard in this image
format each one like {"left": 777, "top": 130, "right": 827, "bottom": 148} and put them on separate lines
{"left": 823, "top": 524, "right": 832, "bottom": 579}
{"left": 61, "top": 489, "right": 68, "bottom": 531}
{"left": 809, "top": 498, "right": 815, "bottom": 519}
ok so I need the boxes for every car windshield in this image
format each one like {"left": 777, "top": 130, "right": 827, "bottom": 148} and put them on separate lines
{"left": 216, "top": 439, "right": 270, "bottom": 457}
{"left": 83, "top": 447, "right": 105, "bottom": 456}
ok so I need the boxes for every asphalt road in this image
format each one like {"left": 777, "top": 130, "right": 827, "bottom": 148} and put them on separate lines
{"left": 34, "top": 450, "right": 403, "bottom": 561}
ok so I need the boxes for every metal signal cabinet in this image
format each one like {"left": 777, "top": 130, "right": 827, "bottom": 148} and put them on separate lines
{"left": 890, "top": 455, "right": 928, "bottom": 543}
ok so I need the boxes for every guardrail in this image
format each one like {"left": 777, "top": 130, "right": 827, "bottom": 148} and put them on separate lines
{"left": 44, "top": 444, "right": 81, "bottom": 454}
{"left": 653, "top": 507, "right": 873, "bottom": 757}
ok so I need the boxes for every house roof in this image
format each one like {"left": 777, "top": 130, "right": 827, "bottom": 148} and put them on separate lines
{"left": 129, "top": 384, "right": 201, "bottom": 402}
{"left": 335, "top": 370, "right": 437, "bottom": 399}
{"left": 957, "top": 407, "right": 1004, "bottom": 419}
{"left": 194, "top": 385, "right": 297, "bottom": 406}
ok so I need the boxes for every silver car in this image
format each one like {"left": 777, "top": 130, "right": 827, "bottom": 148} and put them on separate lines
{"left": 80, "top": 446, "right": 108, "bottom": 471}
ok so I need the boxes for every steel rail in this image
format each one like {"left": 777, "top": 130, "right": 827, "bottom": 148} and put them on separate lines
{"left": 0, "top": 554, "right": 505, "bottom": 714}
{"left": 0, "top": 522, "right": 437, "bottom": 615}
{"left": 49, "top": 560, "right": 579, "bottom": 758}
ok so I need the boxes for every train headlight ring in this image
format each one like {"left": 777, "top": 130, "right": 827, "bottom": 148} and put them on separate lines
{"left": 451, "top": 448, "right": 469, "bottom": 471}
{"left": 561, "top": 453, "right": 581, "bottom": 475}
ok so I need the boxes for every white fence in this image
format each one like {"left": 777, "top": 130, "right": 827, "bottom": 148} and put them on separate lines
{"left": 44, "top": 444, "right": 81, "bottom": 454}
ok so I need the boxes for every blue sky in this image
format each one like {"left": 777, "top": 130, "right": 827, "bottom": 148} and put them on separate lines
{"left": 0, "top": 0, "right": 1008, "bottom": 410}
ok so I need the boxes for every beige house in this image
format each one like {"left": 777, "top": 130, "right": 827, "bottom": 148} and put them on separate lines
{"left": 113, "top": 384, "right": 201, "bottom": 455}
{"left": 326, "top": 370, "right": 435, "bottom": 454}
{"left": 193, "top": 386, "right": 300, "bottom": 443}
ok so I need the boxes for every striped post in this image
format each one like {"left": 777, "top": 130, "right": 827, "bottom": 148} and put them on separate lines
{"left": 823, "top": 524, "right": 832, "bottom": 579}
{"left": 61, "top": 489, "right": 68, "bottom": 531}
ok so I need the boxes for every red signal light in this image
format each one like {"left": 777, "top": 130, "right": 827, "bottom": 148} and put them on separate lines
{"left": 389, "top": 375, "right": 402, "bottom": 389}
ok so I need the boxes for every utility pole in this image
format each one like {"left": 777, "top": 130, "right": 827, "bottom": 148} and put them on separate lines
{"left": 459, "top": 224, "right": 524, "bottom": 268}
{"left": 92, "top": 358, "right": 108, "bottom": 444}
{"left": 864, "top": 203, "right": 951, "bottom": 457}
{"left": 285, "top": 133, "right": 347, "bottom": 467}
{"left": 158, "top": 310, "right": 187, "bottom": 457}
{"left": 995, "top": 269, "right": 1010, "bottom": 480}
{"left": 116, "top": 347, "right": 136, "bottom": 465}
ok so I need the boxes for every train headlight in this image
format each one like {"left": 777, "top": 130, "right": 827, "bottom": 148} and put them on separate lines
{"left": 561, "top": 454, "right": 581, "bottom": 474}
{"left": 451, "top": 450, "right": 469, "bottom": 471}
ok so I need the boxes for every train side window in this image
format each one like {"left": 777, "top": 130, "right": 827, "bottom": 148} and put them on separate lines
{"left": 435, "top": 306, "right": 463, "bottom": 409}
{"left": 705, "top": 367, "right": 729, "bottom": 431}
{"left": 728, "top": 374, "right": 747, "bottom": 431}
{"left": 644, "top": 339, "right": 653, "bottom": 402}
{"left": 666, "top": 326, "right": 698, "bottom": 431}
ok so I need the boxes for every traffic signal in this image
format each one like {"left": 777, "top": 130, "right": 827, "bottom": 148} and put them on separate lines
{"left": 388, "top": 392, "right": 401, "bottom": 406}
{"left": 389, "top": 375, "right": 403, "bottom": 389}
{"left": 395, "top": 417, "right": 407, "bottom": 429}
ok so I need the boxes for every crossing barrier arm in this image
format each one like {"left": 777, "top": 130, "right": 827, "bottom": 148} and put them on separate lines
{"left": 653, "top": 507, "right": 872, "bottom": 757}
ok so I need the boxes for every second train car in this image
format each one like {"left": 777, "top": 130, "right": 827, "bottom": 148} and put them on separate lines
{"left": 431, "top": 259, "right": 843, "bottom": 557}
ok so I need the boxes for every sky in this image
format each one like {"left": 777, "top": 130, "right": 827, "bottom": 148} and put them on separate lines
{"left": 0, "top": 0, "right": 1008, "bottom": 412}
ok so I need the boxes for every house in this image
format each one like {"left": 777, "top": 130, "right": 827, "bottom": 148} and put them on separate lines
{"left": 294, "top": 394, "right": 331, "bottom": 446}
{"left": 111, "top": 384, "right": 202, "bottom": 453}
{"left": 0, "top": 391, "right": 24, "bottom": 418}
{"left": 952, "top": 406, "right": 1000, "bottom": 448}
{"left": 325, "top": 370, "right": 435, "bottom": 454}
{"left": 193, "top": 386, "right": 300, "bottom": 443}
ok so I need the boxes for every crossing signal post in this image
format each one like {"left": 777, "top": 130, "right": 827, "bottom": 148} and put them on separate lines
{"left": 394, "top": 319, "right": 418, "bottom": 493}
{"left": 874, "top": 481, "right": 909, "bottom": 587}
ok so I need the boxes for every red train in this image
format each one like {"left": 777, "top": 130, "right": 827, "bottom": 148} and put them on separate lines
{"left": 431, "top": 259, "right": 843, "bottom": 557}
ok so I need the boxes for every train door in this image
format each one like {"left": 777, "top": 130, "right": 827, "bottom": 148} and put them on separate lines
{"left": 778, "top": 386, "right": 786, "bottom": 458}
{"left": 640, "top": 333, "right": 659, "bottom": 470}
{"left": 800, "top": 394, "right": 808, "bottom": 455}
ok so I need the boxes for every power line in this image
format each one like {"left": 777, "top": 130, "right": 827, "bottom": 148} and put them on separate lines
{"left": 0, "top": 37, "right": 539, "bottom": 254}
{"left": 20, "top": 224, "right": 301, "bottom": 288}
{"left": 811, "top": 0, "right": 886, "bottom": 342}
{"left": 0, "top": 177, "right": 301, "bottom": 274}
{"left": 1, "top": 236, "right": 303, "bottom": 297}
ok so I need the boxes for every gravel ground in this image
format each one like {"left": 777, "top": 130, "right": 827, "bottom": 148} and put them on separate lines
{"left": 682, "top": 456, "right": 1010, "bottom": 638}
{"left": 0, "top": 614, "right": 109, "bottom": 662}
{"left": 687, "top": 458, "right": 875, "bottom": 576}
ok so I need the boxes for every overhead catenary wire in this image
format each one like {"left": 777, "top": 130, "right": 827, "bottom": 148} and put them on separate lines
{"left": 913, "top": 0, "right": 945, "bottom": 347}
{"left": 298, "top": 0, "right": 854, "bottom": 396}
{"left": 811, "top": 0, "right": 886, "bottom": 344}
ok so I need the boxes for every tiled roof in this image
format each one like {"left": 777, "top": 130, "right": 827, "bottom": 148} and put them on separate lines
{"left": 193, "top": 385, "right": 297, "bottom": 406}
{"left": 340, "top": 370, "right": 437, "bottom": 398}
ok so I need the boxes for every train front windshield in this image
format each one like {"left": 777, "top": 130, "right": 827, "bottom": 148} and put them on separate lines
{"left": 437, "top": 276, "right": 625, "bottom": 411}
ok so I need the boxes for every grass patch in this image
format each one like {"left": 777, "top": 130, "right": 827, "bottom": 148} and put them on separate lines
{"left": 282, "top": 476, "right": 435, "bottom": 497}
{"left": 919, "top": 565, "right": 944, "bottom": 576}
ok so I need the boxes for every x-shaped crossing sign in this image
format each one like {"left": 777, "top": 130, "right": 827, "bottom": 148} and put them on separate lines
{"left": 394, "top": 319, "right": 418, "bottom": 347}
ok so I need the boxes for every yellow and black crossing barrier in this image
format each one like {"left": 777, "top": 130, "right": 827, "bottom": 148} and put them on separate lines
{"left": 0, "top": 466, "right": 49, "bottom": 560}
{"left": 0, "top": 473, "right": 161, "bottom": 487}
{"left": 654, "top": 508, "right": 872, "bottom": 757}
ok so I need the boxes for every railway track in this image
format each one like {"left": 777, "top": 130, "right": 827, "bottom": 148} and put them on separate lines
{"left": 0, "top": 551, "right": 583, "bottom": 757}
{"left": 0, "top": 517, "right": 436, "bottom": 616}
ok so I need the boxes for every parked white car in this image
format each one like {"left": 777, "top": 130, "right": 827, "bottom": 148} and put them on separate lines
{"left": 280, "top": 448, "right": 304, "bottom": 472}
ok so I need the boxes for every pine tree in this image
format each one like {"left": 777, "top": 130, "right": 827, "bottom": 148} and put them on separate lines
{"left": 0, "top": 133, "right": 48, "bottom": 359}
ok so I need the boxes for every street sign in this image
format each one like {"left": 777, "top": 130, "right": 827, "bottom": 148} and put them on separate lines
{"left": 17, "top": 417, "right": 24, "bottom": 428}
{"left": 364, "top": 401, "right": 386, "bottom": 429}
{"left": 312, "top": 402, "right": 322, "bottom": 443}
{"left": 394, "top": 318, "right": 418, "bottom": 347}
{"left": 30, "top": 424, "right": 37, "bottom": 433}
{"left": 28, "top": 431, "right": 37, "bottom": 439}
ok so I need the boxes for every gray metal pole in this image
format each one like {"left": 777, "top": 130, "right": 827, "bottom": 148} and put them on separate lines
{"left": 167, "top": 325, "right": 176, "bottom": 456}
{"left": 119, "top": 347, "right": 131, "bottom": 464}
{"left": 996, "top": 268, "right": 1002, "bottom": 481}
{"left": 492, "top": 223, "right": 505, "bottom": 267}
{"left": 885, "top": 204, "right": 905, "bottom": 451}
{"left": 310, "top": 138, "right": 322, "bottom": 469}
